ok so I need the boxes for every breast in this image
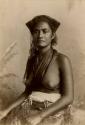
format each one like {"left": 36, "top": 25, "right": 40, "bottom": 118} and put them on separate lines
{"left": 42, "top": 56, "right": 60, "bottom": 90}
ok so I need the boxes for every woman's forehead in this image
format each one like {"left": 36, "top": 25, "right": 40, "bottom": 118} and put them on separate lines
{"left": 34, "top": 21, "right": 51, "bottom": 30}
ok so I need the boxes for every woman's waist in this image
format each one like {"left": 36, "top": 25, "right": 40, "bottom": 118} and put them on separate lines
{"left": 23, "top": 91, "right": 61, "bottom": 110}
{"left": 29, "top": 91, "right": 61, "bottom": 103}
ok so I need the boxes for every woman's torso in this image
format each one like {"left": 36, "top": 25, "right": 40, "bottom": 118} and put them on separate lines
{"left": 41, "top": 51, "right": 60, "bottom": 92}
{"left": 25, "top": 49, "right": 62, "bottom": 94}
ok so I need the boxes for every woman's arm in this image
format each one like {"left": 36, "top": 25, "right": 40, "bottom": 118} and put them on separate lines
{"left": 0, "top": 90, "right": 29, "bottom": 120}
{"left": 5, "top": 90, "right": 28, "bottom": 113}
{"left": 40, "top": 54, "right": 74, "bottom": 119}
{"left": 2, "top": 69, "right": 33, "bottom": 116}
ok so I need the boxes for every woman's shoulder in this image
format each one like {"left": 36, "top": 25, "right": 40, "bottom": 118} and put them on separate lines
{"left": 53, "top": 50, "right": 70, "bottom": 61}
{"left": 53, "top": 50, "right": 72, "bottom": 69}
{"left": 58, "top": 52, "right": 70, "bottom": 62}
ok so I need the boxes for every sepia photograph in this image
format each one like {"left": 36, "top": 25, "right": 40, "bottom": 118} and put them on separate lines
{"left": 0, "top": 0, "right": 85, "bottom": 125}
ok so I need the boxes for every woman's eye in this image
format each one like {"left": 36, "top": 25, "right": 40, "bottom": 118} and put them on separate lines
{"left": 43, "top": 29, "right": 48, "bottom": 33}
{"left": 34, "top": 30, "right": 39, "bottom": 34}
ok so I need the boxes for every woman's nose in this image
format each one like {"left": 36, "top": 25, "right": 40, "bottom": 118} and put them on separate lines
{"left": 39, "top": 31, "right": 43, "bottom": 37}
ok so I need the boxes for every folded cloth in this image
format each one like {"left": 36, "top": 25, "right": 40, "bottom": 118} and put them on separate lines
{"left": 28, "top": 91, "right": 61, "bottom": 110}
{"left": 29, "top": 91, "right": 61, "bottom": 103}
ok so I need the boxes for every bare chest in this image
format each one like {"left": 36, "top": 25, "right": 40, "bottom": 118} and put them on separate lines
{"left": 42, "top": 57, "right": 60, "bottom": 89}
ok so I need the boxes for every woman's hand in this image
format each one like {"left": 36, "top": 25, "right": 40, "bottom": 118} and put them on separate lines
{"left": 27, "top": 114, "right": 42, "bottom": 125}
{"left": 0, "top": 110, "right": 8, "bottom": 120}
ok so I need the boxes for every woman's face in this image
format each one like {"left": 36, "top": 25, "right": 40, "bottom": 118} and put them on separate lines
{"left": 32, "top": 21, "right": 54, "bottom": 48}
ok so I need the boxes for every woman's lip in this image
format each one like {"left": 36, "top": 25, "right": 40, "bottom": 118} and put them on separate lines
{"left": 38, "top": 39, "right": 44, "bottom": 41}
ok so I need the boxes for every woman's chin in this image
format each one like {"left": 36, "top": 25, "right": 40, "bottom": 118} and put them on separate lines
{"left": 37, "top": 44, "right": 47, "bottom": 48}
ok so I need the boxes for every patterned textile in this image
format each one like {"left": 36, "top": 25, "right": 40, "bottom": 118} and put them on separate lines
{"left": 0, "top": 97, "right": 73, "bottom": 125}
{"left": 0, "top": 94, "right": 85, "bottom": 125}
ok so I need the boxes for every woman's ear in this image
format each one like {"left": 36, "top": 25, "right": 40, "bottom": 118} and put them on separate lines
{"left": 51, "top": 33, "right": 55, "bottom": 40}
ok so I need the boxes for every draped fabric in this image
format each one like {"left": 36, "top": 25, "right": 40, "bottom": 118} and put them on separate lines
{"left": 0, "top": 97, "right": 73, "bottom": 125}
{"left": 1, "top": 101, "right": 85, "bottom": 125}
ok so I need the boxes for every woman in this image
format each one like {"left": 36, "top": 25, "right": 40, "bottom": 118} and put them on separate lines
{"left": 0, "top": 15, "right": 74, "bottom": 125}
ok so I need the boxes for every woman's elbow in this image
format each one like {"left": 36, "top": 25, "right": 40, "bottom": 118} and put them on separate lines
{"left": 66, "top": 94, "right": 74, "bottom": 105}
{"left": 63, "top": 88, "right": 74, "bottom": 105}
{"left": 69, "top": 97, "right": 73, "bottom": 105}
{"left": 62, "top": 93, "right": 74, "bottom": 106}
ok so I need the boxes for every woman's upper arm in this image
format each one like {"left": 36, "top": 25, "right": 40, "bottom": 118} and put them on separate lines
{"left": 59, "top": 54, "right": 74, "bottom": 101}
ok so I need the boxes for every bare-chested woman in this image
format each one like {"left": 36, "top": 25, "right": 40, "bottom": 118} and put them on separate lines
{"left": 0, "top": 15, "right": 74, "bottom": 125}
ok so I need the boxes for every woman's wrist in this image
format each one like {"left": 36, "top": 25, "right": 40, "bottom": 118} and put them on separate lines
{"left": 39, "top": 112, "right": 46, "bottom": 120}
{"left": 3, "top": 108, "right": 10, "bottom": 115}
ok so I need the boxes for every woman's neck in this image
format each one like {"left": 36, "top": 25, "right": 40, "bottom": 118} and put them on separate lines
{"left": 38, "top": 45, "right": 52, "bottom": 55}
